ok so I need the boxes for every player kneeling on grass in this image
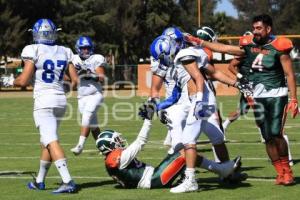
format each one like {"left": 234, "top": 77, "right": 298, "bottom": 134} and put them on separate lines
{"left": 95, "top": 102, "right": 242, "bottom": 189}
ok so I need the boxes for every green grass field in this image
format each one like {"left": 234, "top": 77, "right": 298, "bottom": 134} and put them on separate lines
{"left": 0, "top": 94, "right": 299, "bottom": 200}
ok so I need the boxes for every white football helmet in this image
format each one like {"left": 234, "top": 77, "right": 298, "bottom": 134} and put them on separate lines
{"left": 30, "top": 19, "right": 59, "bottom": 45}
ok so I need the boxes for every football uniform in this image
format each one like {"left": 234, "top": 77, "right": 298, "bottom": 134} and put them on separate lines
{"left": 150, "top": 57, "right": 191, "bottom": 148}
{"left": 174, "top": 46, "right": 224, "bottom": 145}
{"left": 72, "top": 54, "right": 106, "bottom": 127}
{"left": 240, "top": 35, "right": 293, "bottom": 140}
{"left": 104, "top": 120, "right": 186, "bottom": 189}
{"left": 21, "top": 44, "right": 73, "bottom": 146}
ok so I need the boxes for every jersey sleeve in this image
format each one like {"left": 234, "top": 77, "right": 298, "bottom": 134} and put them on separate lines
{"left": 271, "top": 37, "right": 293, "bottom": 54}
{"left": 175, "top": 47, "right": 209, "bottom": 69}
{"left": 93, "top": 54, "right": 107, "bottom": 68}
{"left": 119, "top": 120, "right": 152, "bottom": 169}
{"left": 150, "top": 56, "right": 168, "bottom": 78}
{"left": 64, "top": 47, "right": 74, "bottom": 63}
{"left": 71, "top": 55, "right": 84, "bottom": 70}
{"left": 239, "top": 35, "right": 253, "bottom": 47}
{"left": 105, "top": 149, "right": 123, "bottom": 168}
{"left": 21, "top": 45, "right": 37, "bottom": 63}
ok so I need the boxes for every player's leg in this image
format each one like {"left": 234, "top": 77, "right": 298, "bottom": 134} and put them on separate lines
{"left": 223, "top": 95, "right": 250, "bottom": 132}
{"left": 27, "top": 143, "right": 51, "bottom": 190}
{"left": 203, "top": 112, "right": 230, "bottom": 162}
{"left": 165, "top": 104, "right": 188, "bottom": 154}
{"left": 255, "top": 97, "right": 294, "bottom": 185}
{"left": 34, "top": 108, "right": 76, "bottom": 193}
{"left": 71, "top": 93, "right": 103, "bottom": 155}
{"left": 150, "top": 150, "right": 186, "bottom": 188}
{"left": 170, "top": 107, "right": 201, "bottom": 193}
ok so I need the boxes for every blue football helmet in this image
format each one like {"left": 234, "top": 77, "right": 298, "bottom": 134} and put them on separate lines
{"left": 96, "top": 130, "right": 127, "bottom": 155}
{"left": 75, "top": 36, "right": 94, "bottom": 59}
{"left": 150, "top": 35, "right": 177, "bottom": 66}
{"left": 162, "top": 27, "right": 184, "bottom": 52}
{"left": 31, "top": 19, "right": 58, "bottom": 45}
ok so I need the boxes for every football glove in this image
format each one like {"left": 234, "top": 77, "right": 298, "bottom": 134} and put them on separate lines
{"left": 234, "top": 81, "right": 253, "bottom": 97}
{"left": 2, "top": 75, "right": 15, "bottom": 87}
{"left": 287, "top": 98, "right": 299, "bottom": 118}
{"left": 138, "top": 101, "right": 156, "bottom": 120}
{"left": 157, "top": 109, "right": 172, "bottom": 124}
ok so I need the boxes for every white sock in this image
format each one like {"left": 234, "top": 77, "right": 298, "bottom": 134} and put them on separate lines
{"left": 212, "top": 146, "right": 221, "bottom": 163}
{"left": 185, "top": 168, "right": 196, "bottom": 181}
{"left": 36, "top": 160, "right": 51, "bottom": 183}
{"left": 77, "top": 135, "right": 87, "bottom": 147}
{"left": 283, "top": 134, "right": 293, "bottom": 161}
{"left": 54, "top": 159, "right": 72, "bottom": 183}
{"left": 200, "top": 157, "right": 222, "bottom": 175}
{"left": 222, "top": 119, "right": 231, "bottom": 130}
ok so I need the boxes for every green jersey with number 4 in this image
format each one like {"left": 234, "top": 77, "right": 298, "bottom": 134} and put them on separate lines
{"left": 239, "top": 35, "right": 293, "bottom": 90}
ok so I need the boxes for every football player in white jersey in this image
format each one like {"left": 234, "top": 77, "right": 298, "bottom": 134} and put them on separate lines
{"left": 12, "top": 19, "right": 78, "bottom": 193}
{"left": 70, "top": 36, "right": 106, "bottom": 155}
{"left": 149, "top": 27, "right": 190, "bottom": 153}
{"left": 150, "top": 35, "right": 252, "bottom": 193}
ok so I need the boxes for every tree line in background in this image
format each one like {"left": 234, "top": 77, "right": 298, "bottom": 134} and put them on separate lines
{"left": 0, "top": 0, "right": 300, "bottom": 65}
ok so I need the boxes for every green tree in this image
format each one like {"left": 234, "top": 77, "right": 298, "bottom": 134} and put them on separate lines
{"left": 0, "top": 5, "right": 27, "bottom": 63}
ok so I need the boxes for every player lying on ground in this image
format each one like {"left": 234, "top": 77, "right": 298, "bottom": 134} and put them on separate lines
{"left": 95, "top": 102, "right": 242, "bottom": 189}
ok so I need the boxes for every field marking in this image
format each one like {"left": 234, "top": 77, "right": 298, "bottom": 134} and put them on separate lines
{"left": 2, "top": 141, "right": 300, "bottom": 146}
{"left": 0, "top": 173, "right": 276, "bottom": 182}
{"left": 0, "top": 156, "right": 277, "bottom": 161}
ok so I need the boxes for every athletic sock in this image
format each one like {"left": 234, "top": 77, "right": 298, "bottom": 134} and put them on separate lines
{"left": 36, "top": 160, "right": 51, "bottom": 183}
{"left": 222, "top": 119, "right": 231, "bottom": 130}
{"left": 54, "top": 158, "right": 72, "bottom": 183}
{"left": 77, "top": 135, "right": 87, "bottom": 147}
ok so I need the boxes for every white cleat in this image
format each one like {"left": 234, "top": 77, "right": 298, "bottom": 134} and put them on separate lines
{"left": 170, "top": 177, "right": 198, "bottom": 193}
{"left": 70, "top": 145, "right": 83, "bottom": 155}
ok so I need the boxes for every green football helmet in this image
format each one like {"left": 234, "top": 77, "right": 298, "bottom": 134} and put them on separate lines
{"left": 96, "top": 130, "right": 127, "bottom": 155}
{"left": 196, "top": 26, "right": 217, "bottom": 42}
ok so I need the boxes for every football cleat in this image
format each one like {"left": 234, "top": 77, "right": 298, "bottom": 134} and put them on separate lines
{"left": 170, "top": 177, "right": 198, "bottom": 193}
{"left": 283, "top": 170, "right": 295, "bottom": 186}
{"left": 27, "top": 181, "right": 45, "bottom": 190}
{"left": 52, "top": 180, "right": 77, "bottom": 194}
{"left": 70, "top": 145, "right": 83, "bottom": 155}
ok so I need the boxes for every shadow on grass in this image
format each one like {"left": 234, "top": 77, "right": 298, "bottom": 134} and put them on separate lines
{"left": 75, "top": 180, "right": 116, "bottom": 191}
{"left": 195, "top": 177, "right": 252, "bottom": 192}
{"left": 0, "top": 171, "right": 36, "bottom": 177}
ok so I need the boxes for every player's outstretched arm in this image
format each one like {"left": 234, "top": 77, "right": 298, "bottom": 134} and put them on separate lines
{"left": 119, "top": 118, "right": 153, "bottom": 169}
{"left": 13, "top": 60, "right": 35, "bottom": 87}
{"left": 185, "top": 34, "right": 245, "bottom": 56}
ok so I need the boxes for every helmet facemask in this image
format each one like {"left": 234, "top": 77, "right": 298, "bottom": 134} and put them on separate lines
{"left": 30, "top": 19, "right": 58, "bottom": 45}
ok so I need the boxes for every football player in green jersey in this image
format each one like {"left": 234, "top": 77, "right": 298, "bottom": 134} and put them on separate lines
{"left": 95, "top": 102, "right": 242, "bottom": 189}
{"left": 185, "top": 14, "right": 298, "bottom": 185}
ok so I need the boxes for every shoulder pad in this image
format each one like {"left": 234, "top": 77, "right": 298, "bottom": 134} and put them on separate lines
{"left": 203, "top": 48, "right": 213, "bottom": 62}
{"left": 239, "top": 35, "right": 253, "bottom": 46}
{"left": 21, "top": 45, "right": 37, "bottom": 62}
{"left": 271, "top": 37, "right": 293, "bottom": 52}
{"left": 105, "top": 148, "right": 123, "bottom": 168}
{"left": 175, "top": 47, "right": 206, "bottom": 63}
{"left": 91, "top": 54, "right": 106, "bottom": 67}
{"left": 92, "top": 54, "right": 105, "bottom": 62}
